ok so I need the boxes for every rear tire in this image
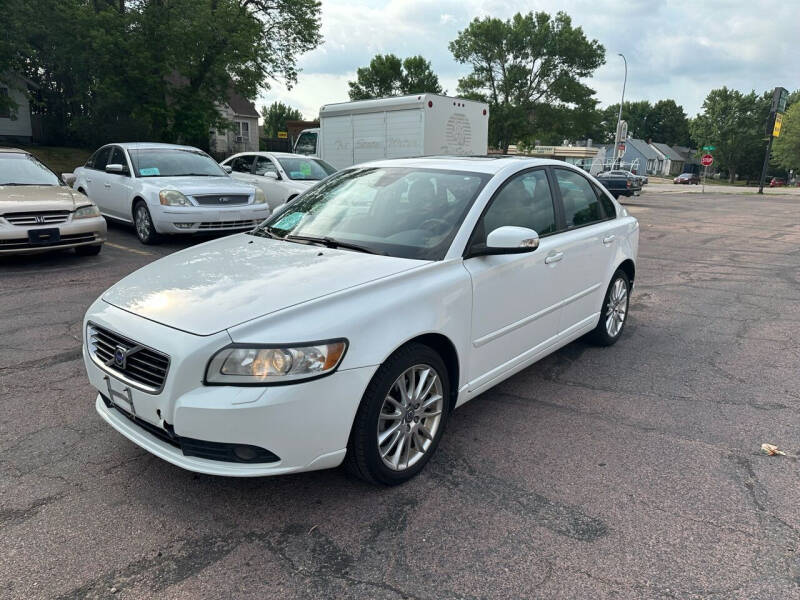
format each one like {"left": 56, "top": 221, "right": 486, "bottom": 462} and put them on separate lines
{"left": 345, "top": 343, "right": 450, "bottom": 485}
{"left": 133, "top": 200, "right": 160, "bottom": 245}
{"left": 75, "top": 244, "right": 102, "bottom": 256}
{"left": 588, "top": 269, "right": 630, "bottom": 346}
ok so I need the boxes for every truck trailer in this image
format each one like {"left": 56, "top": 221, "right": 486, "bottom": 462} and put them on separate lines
{"left": 293, "top": 94, "right": 490, "bottom": 169}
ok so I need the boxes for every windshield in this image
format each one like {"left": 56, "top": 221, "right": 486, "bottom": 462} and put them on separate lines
{"left": 0, "top": 153, "right": 61, "bottom": 186}
{"left": 277, "top": 157, "right": 337, "bottom": 181}
{"left": 253, "top": 167, "right": 490, "bottom": 260}
{"left": 128, "top": 148, "right": 227, "bottom": 178}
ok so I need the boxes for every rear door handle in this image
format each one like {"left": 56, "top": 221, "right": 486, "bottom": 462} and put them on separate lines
{"left": 603, "top": 235, "right": 616, "bottom": 245}
{"left": 545, "top": 251, "right": 564, "bottom": 264}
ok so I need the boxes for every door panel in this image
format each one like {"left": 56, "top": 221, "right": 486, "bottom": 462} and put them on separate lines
{"left": 464, "top": 168, "right": 565, "bottom": 388}
{"left": 252, "top": 155, "right": 287, "bottom": 208}
{"left": 105, "top": 146, "right": 134, "bottom": 219}
{"left": 84, "top": 146, "right": 111, "bottom": 209}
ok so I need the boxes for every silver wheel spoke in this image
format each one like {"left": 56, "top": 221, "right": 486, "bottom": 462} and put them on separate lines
{"left": 413, "top": 368, "right": 431, "bottom": 401}
{"left": 420, "top": 394, "right": 442, "bottom": 411}
{"left": 384, "top": 395, "right": 403, "bottom": 411}
{"left": 379, "top": 422, "right": 402, "bottom": 445}
{"left": 418, "top": 425, "right": 434, "bottom": 441}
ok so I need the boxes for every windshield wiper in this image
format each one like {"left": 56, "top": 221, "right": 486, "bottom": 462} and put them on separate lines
{"left": 286, "top": 234, "right": 385, "bottom": 255}
{"left": 248, "top": 227, "right": 281, "bottom": 239}
{"left": 0, "top": 182, "right": 37, "bottom": 186}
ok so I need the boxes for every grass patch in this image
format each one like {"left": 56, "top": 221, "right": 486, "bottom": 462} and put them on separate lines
{"left": 16, "top": 145, "right": 92, "bottom": 175}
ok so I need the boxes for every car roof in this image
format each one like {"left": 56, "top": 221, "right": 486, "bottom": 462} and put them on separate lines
{"left": 111, "top": 142, "right": 203, "bottom": 152}
{"left": 0, "top": 147, "right": 28, "bottom": 154}
{"left": 230, "top": 151, "right": 329, "bottom": 160}
{"left": 352, "top": 156, "right": 561, "bottom": 175}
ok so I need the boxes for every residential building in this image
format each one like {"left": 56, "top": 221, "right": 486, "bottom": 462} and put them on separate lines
{"left": 617, "top": 138, "right": 661, "bottom": 174}
{"left": 649, "top": 142, "right": 684, "bottom": 176}
{"left": 0, "top": 75, "right": 35, "bottom": 144}
{"left": 209, "top": 90, "right": 259, "bottom": 157}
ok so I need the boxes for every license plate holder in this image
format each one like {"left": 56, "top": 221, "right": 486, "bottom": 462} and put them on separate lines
{"left": 103, "top": 375, "right": 137, "bottom": 417}
{"left": 28, "top": 227, "right": 61, "bottom": 245}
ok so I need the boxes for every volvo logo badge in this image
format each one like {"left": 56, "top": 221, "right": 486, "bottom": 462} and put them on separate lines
{"left": 114, "top": 345, "right": 128, "bottom": 369}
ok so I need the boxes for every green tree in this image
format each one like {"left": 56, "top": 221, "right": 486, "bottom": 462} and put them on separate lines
{"left": 261, "top": 101, "right": 303, "bottom": 138}
{"left": 690, "top": 87, "right": 768, "bottom": 183}
{"left": 348, "top": 54, "right": 442, "bottom": 100}
{"left": 0, "top": 0, "right": 322, "bottom": 148}
{"left": 449, "top": 11, "right": 605, "bottom": 153}
{"left": 648, "top": 99, "right": 691, "bottom": 146}
{"left": 772, "top": 102, "right": 800, "bottom": 172}
{"left": 599, "top": 101, "right": 653, "bottom": 142}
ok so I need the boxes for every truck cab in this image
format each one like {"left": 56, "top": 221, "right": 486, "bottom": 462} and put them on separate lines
{"left": 293, "top": 128, "right": 320, "bottom": 157}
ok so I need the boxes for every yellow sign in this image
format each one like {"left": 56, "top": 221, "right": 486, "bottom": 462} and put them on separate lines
{"left": 277, "top": 131, "right": 288, "bottom": 139}
{"left": 773, "top": 113, "right": 783, "bottom": 138}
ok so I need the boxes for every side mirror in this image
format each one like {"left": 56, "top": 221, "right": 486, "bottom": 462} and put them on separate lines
{"left": 471, "top": 226, "right": 539, "bottom": 257}
{"left": 263, "top": 171, "right": 279, "bottom": 180}
{"left": 62, "top": 172, "right": 76, "bottom": 186}
{"left": 222, "top": 165, "right": 233, "bottom": 174}
{"left": 105, "top": 163, "right": 124, "bottom": 174}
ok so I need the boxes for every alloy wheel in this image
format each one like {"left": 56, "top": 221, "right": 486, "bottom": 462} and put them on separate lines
{"left": 605, "top": 278, "right": 628, "bottom": 337}
{"left": 377, "top": 364, "right": 444, "bottom": 471}
{"left": 135, "top": 205, "right": 151, "bottom": 241}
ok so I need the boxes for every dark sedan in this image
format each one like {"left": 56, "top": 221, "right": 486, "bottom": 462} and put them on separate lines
{"left": 674, "top": 173, "right": 700, "bottom": 185}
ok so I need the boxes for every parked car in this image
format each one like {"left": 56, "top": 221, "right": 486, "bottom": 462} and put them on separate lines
{"left": 673, "top": 172, "right": 700, "bottom": 185}
{"left": 769, "top": 177, "right": 786, "bottom": 187}
{"left": 71, "top": 143, "right": 270, "bottom": 244}
{"left": 220, "top": 152, "right": 337, "bottom": 210}
{"left": 601, "top": 169, "right": 647, "bottom": 186}
{"left": 83, "top": 157, "right": 638, "bottom": 484}
{"left": 596, "top": 170, "right": 643, "bottom": 198}
{"left": 0, "top": 147, "right": 106, "bottom": 256}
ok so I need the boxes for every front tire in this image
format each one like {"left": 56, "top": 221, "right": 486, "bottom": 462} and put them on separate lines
{"left": 345, "top": 343, "right": 450, "bottom": 485}
{"left": 133, "top": 200, "right": 160, "bottom": 245}
{"left": 588, "top": 269, "right": 631, "bottom": 346}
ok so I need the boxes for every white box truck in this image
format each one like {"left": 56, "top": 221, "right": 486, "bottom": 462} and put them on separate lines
{"left": 293, "top": 94, "right": 489, "bottom": 169}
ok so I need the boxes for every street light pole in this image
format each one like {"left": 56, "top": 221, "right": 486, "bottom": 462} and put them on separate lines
{"left": 612, "top": 53, "right": 628, "bottom": 169}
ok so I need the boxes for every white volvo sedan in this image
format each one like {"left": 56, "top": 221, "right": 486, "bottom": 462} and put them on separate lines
{"left": 83, "top": 157, "right": 638, "bottom": 485}
{"left": 71, "top": 143, "right": 270, "bottom": 244}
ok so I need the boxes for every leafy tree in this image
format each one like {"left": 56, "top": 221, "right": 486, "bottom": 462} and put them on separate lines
{"left": 772, "top": 102, "right": 800, "bottom": 172}
{"left": 599, "top": 101, "right": 653, "bottom": 142}
{"left": 261, "top": 101, "right": 303, "bottom": 138}
{"left": 649, "top": 99, "right": 691, "bottom": 146}
{"left": 0, "top": 0, "right": 322, "bottom": 148}
{"left": 449, "top": 11, "right": 605, "bottom": 153}
{"left": 690, "top": 87, "right": 768, "bottom": 182}
{"left": 348, "top": 54, "right": 442, "bottom": 100}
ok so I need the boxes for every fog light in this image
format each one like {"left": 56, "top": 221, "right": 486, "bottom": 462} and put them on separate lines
{"left": 174, "top": 222, "right": 195, "bottom": 229}
{"left": 233, "top": 445, "right": 258, "bottom": 461}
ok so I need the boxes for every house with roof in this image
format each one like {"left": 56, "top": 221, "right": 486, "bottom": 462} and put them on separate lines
{"left": 670, "top": 146, "right": 700, "bottom": 175}
{"left": 618, "top": 138, "right": 662, "bottom": 175}
{"left": 649, "top": 142, "right": 684, "bottom": 176}
{"left": 209, "top": 90, "right": 260, "bottom": 157}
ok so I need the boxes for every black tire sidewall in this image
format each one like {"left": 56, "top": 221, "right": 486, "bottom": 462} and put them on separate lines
{"left": 350, "top": 344, "right": 450, "bottom": 485}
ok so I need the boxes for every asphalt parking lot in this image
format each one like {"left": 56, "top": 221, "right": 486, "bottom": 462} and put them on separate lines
{"left": 2, "top": 189, "right": 800, "bottom": 599}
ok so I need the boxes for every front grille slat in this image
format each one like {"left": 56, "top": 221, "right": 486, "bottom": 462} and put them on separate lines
{"left": 192, "top": 194, "right": 250, "bottom": 206}
{"left": 88, "top": 324, "right": 170, "bottom": 393}
{"left": 0, "top": 232, "right": 96, "bottom": 250}
{"left": 198, "top": 220, "right": 258, "bottom": 230}
{"left": 3, "top": 210, "right": 71, "bottom": 226}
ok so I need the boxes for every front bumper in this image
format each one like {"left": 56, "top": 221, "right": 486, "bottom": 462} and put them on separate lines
{"left": 0, "top": 215, "right": 106, "bottom": 255}
{"left": 154, "top": 204, "right": 271, "bottom": 234}
{"left": 84, "top": 302, "right": 375, "bottom": 477}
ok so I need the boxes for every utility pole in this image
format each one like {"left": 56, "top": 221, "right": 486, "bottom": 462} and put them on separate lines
{"left": 613, "top": 53, "right": 627, "bottom": 168}
{"left": 758, "top": 87, "right": 788, "bottom": 194}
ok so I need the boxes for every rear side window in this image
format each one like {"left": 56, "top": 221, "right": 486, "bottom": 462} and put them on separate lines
{"left": 554, "top": 168, "right": 605, "bottom": 228}
{"left": 479, "top": 169, "right": 557, "bottom": 241}
{"left": 592, "top": 182, "right": 617, "bottom": 218}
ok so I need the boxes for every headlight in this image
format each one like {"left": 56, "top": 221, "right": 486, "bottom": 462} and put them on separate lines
{"left": 205, "top": 340, "right": 347, "bottom": 385}
{"left": 253, "top": 188, "right": 267, "bottom": 204}
{"left": 73, "top": 204, "right": 100, "bottom": 219}
{"left": 159, "top": 190, "right": 192, "bottom": 206}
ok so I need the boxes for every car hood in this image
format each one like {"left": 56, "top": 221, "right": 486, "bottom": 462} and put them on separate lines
{"left": 102, "top": 234, "right": 426, "bottom": 335}
{"left": 142, "top": 176, "right": 255, "bottom": 196}
{"left": 0, "top": 185, "right": 88, "bottom": 212}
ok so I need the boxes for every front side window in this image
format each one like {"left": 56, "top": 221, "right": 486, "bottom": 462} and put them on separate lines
{"left": 294, "top": 131, "right": 317, "bottom": 155}
{"left": 91, "top": 147, "right": 112, "bottom": 172}
{"left": 0, "top": 152, "right": 61, "bottom": 186}
{"left": 253, "top": 167, "right": 490, "bottom": 260}
{"left": 253, "top": 156, "right": 278, "bottom": 176}
{"left": 230, "top": 155, "right": 254, "bottom": 173}
{"left": 479, "top": 169, "right": 556, "bottom": 242}
{"left": 554, "top": 168, "right": 605, "bottom": 228}
{"left": 128, "top": 148, "right": 227, "bottom": 178}
{"left": 109, "top": 147, "right": 130, "bottom": 175}
{"left": 276, "top": 157, "right": 337, "bottom": 181}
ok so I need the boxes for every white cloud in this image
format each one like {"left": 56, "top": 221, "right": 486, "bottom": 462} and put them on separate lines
{"left": 257, "top": 0, "right": 799, "bottom": 121}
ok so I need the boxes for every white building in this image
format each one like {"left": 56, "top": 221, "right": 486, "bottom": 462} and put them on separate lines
{"left": 209, "top": 90, "right": 260, "bottom": 158}
{"left": 0, "top": 75, "right": 35, "bottom": 144}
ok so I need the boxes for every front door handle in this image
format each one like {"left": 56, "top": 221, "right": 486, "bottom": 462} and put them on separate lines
{"left": 103, "top": 183, "right": 112, "bottom": 189}
{"left": 86, "top": 178, "right": 93, "bottom": 183}
{"left": 602, "top": 234, "right": 616, "bottom": 245}
{"left": 545, "top": 251, "right": 564, "bottom": 264}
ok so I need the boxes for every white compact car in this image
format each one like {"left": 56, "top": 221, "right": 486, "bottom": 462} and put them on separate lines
{"left": 72, "top": 143, "right": 270, "bottom": 244}
{"left": 220, "top": 152, "right": 337, "bottom": 210}
{"left": 83, "top": 157, "right": 639, "bottom": 485}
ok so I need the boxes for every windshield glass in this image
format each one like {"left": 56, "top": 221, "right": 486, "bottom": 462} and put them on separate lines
{"left": 253, "top": 167, "right": 490, "bottom": 260}
{"left": 128, "top": 148, "right": 227, "bottom": 178}
{"left": 0, "top": 153, "right": 61, "bottom": 186}
{"left": 277, "top": 157, "right": 337, "bottom": 181}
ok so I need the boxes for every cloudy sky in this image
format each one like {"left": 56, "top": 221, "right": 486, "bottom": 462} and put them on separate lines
{"left": 258, "top": 0, "right": 797, "bottom": 121}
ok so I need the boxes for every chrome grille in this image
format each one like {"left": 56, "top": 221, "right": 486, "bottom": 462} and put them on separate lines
{"left": 0, "top": 232, "right": 97, "bottom": 250}
{"left": 193, "top": 194, "right": 250, "bottom": 206}
{"left": 4, "top": 210, "right": 70, "bottom": 225}
{"left": 198, "top": 220, "right": 257, "bottom": 230}
{"left": 88, "top": 323, "right": 170, "bottom": 393}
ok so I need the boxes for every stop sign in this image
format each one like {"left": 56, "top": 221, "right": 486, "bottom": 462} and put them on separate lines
{"left": 701, "top": 154, "right": 713, "bottom": 167}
